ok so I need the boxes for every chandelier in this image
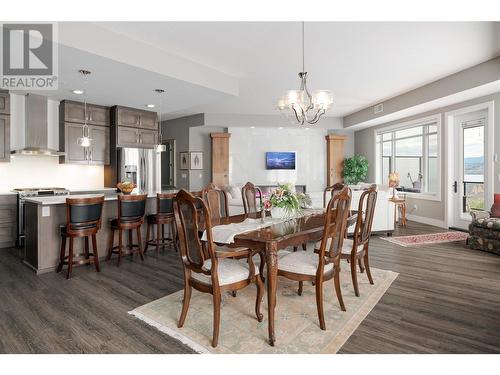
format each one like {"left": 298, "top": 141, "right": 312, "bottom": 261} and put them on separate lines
{"left": 275, "top": 22, "right": 333, "bottom": 125}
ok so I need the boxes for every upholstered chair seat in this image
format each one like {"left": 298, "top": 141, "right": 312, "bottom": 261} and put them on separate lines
{"left": 341, "top": 238, "right": 365, "bottom": 254}
{"left": 278, "top": 249, "right": 334, "bottom": 276}
{"left": 192, "top": 259, "right": 260, "bottom": 286}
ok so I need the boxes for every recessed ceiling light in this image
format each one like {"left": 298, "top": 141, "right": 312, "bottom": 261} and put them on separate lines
{"left": 146, "top": 104, "right": 155, "bottom": 108}
{"left": 305, "top": 127, "right": 310, "bottom": 130}
{"left": 72, "top": 89, "right": 84, "bottom": 95}
{"left": 250, "top": 126, "right": 255, "bottom": 129}
{"left": 278, "top": 127, "right": 284, "bottom": 130}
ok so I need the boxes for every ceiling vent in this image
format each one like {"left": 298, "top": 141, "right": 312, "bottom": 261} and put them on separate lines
{"left": 374, "top": 103, "right": 384, "bottom": 114}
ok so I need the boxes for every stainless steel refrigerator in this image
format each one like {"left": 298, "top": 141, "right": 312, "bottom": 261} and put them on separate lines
{"left": 118, "top": 148, "right": 161, "bottom": 193}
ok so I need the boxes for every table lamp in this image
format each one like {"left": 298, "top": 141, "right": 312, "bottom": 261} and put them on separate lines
{"left": 388, "top": 172, "right": 399, "bottom": 199}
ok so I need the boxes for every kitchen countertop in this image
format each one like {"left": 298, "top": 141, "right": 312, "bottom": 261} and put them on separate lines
{"left": 24, "top": 190, "right": 179, "bottom": 205}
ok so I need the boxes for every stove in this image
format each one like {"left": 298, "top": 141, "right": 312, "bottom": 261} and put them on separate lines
{"left": 13, "top": 187, "right": 70, "bottom": 246}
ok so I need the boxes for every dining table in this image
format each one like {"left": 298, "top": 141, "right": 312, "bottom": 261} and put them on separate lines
{"left": 208, "top": 209, "right": 357, "bottom": 346}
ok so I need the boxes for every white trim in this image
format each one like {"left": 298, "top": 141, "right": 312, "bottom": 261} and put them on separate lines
{"left": 374, "top": 114, "right": 442, "bottom": 201}
{"left": 406, "top": 214, "right": 446, "bottom": 229}
{"left": 444, "top": 101, "right": 495, "bottom": 229}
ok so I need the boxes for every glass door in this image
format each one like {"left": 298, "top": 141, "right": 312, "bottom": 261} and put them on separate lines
{"left": 453, "top": 114, "right": 486, "bottom": 229}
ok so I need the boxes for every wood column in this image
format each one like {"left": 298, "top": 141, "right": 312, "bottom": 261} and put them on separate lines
{"left": 325, "top": 134, "right": 347, "bottom": 186}
{"left": 210, "top": 133, "right": 231, "bottom": 187}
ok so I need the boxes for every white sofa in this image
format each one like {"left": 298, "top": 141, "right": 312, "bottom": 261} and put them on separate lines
{"left": 224, "top": 183, "right": 395, "bottom": 235}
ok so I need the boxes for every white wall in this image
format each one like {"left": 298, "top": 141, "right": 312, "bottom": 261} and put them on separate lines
{"left": 228, "top": 127, "right": 328, "bottom": 193}
{"left": 0, "top": 155, "right": 104, "bottom": 192}
{"left": 0, "top": 93, "right": 105, "bottom": 192}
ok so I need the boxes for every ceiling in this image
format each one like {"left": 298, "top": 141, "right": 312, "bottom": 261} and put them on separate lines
{"left": 37, "top": 22, "right": 500, "bottom": 121}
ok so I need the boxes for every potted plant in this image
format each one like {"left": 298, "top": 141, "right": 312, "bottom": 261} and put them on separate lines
{"left": 262, "top": 183, "right": 310, "bottom": 219}
{"left": 343, "top": 154, "right": 369, "bottom": 186}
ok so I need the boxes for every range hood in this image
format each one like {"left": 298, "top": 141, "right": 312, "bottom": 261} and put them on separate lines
{"left": 11, "top": 94, "right": 65, "bottom": 157}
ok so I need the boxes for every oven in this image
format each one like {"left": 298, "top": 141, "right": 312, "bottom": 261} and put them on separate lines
{"left": 14, "top": 188, "right": 69, "bottom": 247}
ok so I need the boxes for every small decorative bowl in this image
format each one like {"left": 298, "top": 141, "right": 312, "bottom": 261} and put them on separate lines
{"left": 117, "top": 182, "right": 136, "bottom": 194}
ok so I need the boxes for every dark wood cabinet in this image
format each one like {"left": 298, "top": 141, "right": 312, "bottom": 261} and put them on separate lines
{"left": 63, "top": 123, "right": 88, "bottom": 164}
{"left": 89, "top": 125, "right": 110, "bottom": 165}
{"left": 0, "top": 92, "right": 10, "bottom": 115}
{"left": 139, "top": 111, "right": 158, "bottom": 130}
{"left": 115, "top": 126, "right": 157, "bottom": 148}
{"left": 0, "top": 114, "right": 10, "bottom": 162}
{"left": 61, "top": 100, "right": 110, "bottom": 126}
{"left": 112, "top": 106, "right": 158, "bottom": 130}
{"left": 138, "top": 129, "right": 157, "bottom": 147}
{"left": 59, "top": 100, "right": 110, "bottom": 165}
{"left": 61, "top": 123, "right": 110, "bottom": 165}
{"left": 0, "top": 194, "right": 16, "bottom": 249}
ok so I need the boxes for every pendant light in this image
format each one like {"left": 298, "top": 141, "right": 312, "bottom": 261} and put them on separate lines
{"left": 275, "top": 22, "right": 333, "bottom": 125}
{"left": 154, "top": 89, "right": 167, "bottom": 153}
{"left": 77, "top": 69, "right": 92, "bottom": 147}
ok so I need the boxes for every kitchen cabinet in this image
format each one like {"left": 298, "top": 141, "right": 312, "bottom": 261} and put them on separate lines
{"left": 61, "top": 123, "right": 110, "bottom": 165}
{"left": 0, "top": 92, "right": 10, "bottom": 115}
{"left": 112, "top": 106, "right": 158, "bottom": 130}
{"left": 59, "top": 100, "right": 110, "bottom": 165}
{"left": 0, "top": 114, "right": 10, "bottom": 162}
{"left": 61, "top": 100, "right": 110, "bottom": 126}
{"left": 88, "top": 125, "right": 110, "bottom": 165}
{"left": 116, "top": 126, "right": 157, "bottom": 148}
{"left": 325, "top": 134, "right": 347, "bottom": 186}
{"left": 0, "top": 195, "right": 16, "bottom": 249}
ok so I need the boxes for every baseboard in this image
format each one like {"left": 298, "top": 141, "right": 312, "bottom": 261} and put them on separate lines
{"left": 406, "top": 214, "right": 446, "bottom": 228}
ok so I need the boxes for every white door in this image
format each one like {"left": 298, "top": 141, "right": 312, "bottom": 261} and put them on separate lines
{"left": 451, "top": 110, "right": 487, "bottom": 229}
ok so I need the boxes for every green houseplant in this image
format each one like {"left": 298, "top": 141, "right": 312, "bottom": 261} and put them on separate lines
{"left": 343, "top": 154, "right": 369, "bottom": 185}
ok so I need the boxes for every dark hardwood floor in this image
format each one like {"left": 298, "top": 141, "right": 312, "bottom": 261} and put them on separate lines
{"left": 0, "top": 221, "right": 499, "bottom": 353}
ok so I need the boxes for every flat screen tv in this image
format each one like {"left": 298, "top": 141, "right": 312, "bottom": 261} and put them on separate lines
{"left": 266, "top": 152, "right": 296, "bottom": 170}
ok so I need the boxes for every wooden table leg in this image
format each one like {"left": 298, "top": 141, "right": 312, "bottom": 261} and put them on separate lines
{"left": 265, "top": 241, "right": 278, "bottom": 346}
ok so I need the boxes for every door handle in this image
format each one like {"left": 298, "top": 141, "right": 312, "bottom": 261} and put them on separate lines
{"left": 453, "top": 181, "right": 458, "bottom": 193}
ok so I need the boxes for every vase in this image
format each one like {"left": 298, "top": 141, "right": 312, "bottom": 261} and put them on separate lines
{"left": 271, "top": 207, "right": 289, "bottom": 219}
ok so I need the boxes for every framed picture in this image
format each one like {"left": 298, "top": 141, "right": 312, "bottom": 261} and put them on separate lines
{"left": 190, "top": 151, "right": 203, "bottom": 170}
{"left": 179, "top": 152, "right": 189, "bottom": 170}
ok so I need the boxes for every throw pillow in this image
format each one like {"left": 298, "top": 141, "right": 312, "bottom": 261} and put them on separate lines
{"left": 491, "top": 193, "right": 500, "bottom": 218}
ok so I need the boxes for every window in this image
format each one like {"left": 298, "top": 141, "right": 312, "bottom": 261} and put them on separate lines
{"left": 376, "top": 116, "right": 440, "bottom": 198}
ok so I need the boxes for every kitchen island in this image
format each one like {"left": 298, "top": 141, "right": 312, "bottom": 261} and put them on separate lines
{"left": 24, "top": 190, "right": 177, "bottom": 274}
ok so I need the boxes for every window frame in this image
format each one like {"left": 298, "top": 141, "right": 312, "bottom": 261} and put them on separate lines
{"left": 374, "top": 114, "right": 442, "bottom": 202}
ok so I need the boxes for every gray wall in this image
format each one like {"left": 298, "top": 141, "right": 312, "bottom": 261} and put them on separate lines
{"left": 188, "top": 125, "right": 226, "bottom": 191}
{"left": 162, "top": 114, "right": 204, "bottom": 190}
{"left": 354, "top": 92, "right": 500, "bottom": 222}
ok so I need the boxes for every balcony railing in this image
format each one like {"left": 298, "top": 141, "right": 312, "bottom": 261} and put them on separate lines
{"left": 463, "top": 181, "right": 484, "bottom": 213}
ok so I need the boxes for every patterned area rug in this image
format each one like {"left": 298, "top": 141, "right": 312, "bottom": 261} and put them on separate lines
{"left": 129, "top": 266, "right": 398, "bottom": 354}
{"left": 380, "top": 231, "right": 469, "bottom": 247}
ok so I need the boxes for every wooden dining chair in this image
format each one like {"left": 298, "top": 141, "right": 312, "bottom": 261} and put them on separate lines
{"left": 323, "top": 183, "right": 346, "bottom": 208}
{"left": 173, "top": 189, "right": 264, "bottom": 347}
{"left": 202, "top": 182, "right": 229, "bottom": 221}
{"left": 241, "top": 182, "right": 262, "bottom": 214}
{"left": 341, "top": 185, "right": 378, "bottom": 296}
{"left": 277, "top": 187, "right": 352, "bottom": 330}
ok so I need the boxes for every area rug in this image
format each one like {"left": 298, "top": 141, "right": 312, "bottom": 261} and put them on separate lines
{"left": 380, "top": 231, "right": 469, "bottom": 247}
{"left": 129, "top": 266, "right": 398, "bottom": 354}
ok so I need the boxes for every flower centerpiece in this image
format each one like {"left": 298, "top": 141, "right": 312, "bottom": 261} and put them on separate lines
{"left": 263, "top": 183, "right": 311, "bottom": 219}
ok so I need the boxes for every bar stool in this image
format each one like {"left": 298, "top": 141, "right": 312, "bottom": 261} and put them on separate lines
{"left": 57, "top": 196, "right": 105, "bottom": 279}
{"left": 145, "top": 193, "right": 178, "bottom": 255}
{"left": 106, "top": 194, "right": 147, "bottom": 266}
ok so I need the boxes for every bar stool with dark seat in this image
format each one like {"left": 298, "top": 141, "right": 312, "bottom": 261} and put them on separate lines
{"left": 57, "top": 196, "right": 105, "bottom": 279}
{"left": 145, "top": 193, "right": 178, "bottom": 255}
{"left": 106, "top": 194, "right": 147, "bottom": 266}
